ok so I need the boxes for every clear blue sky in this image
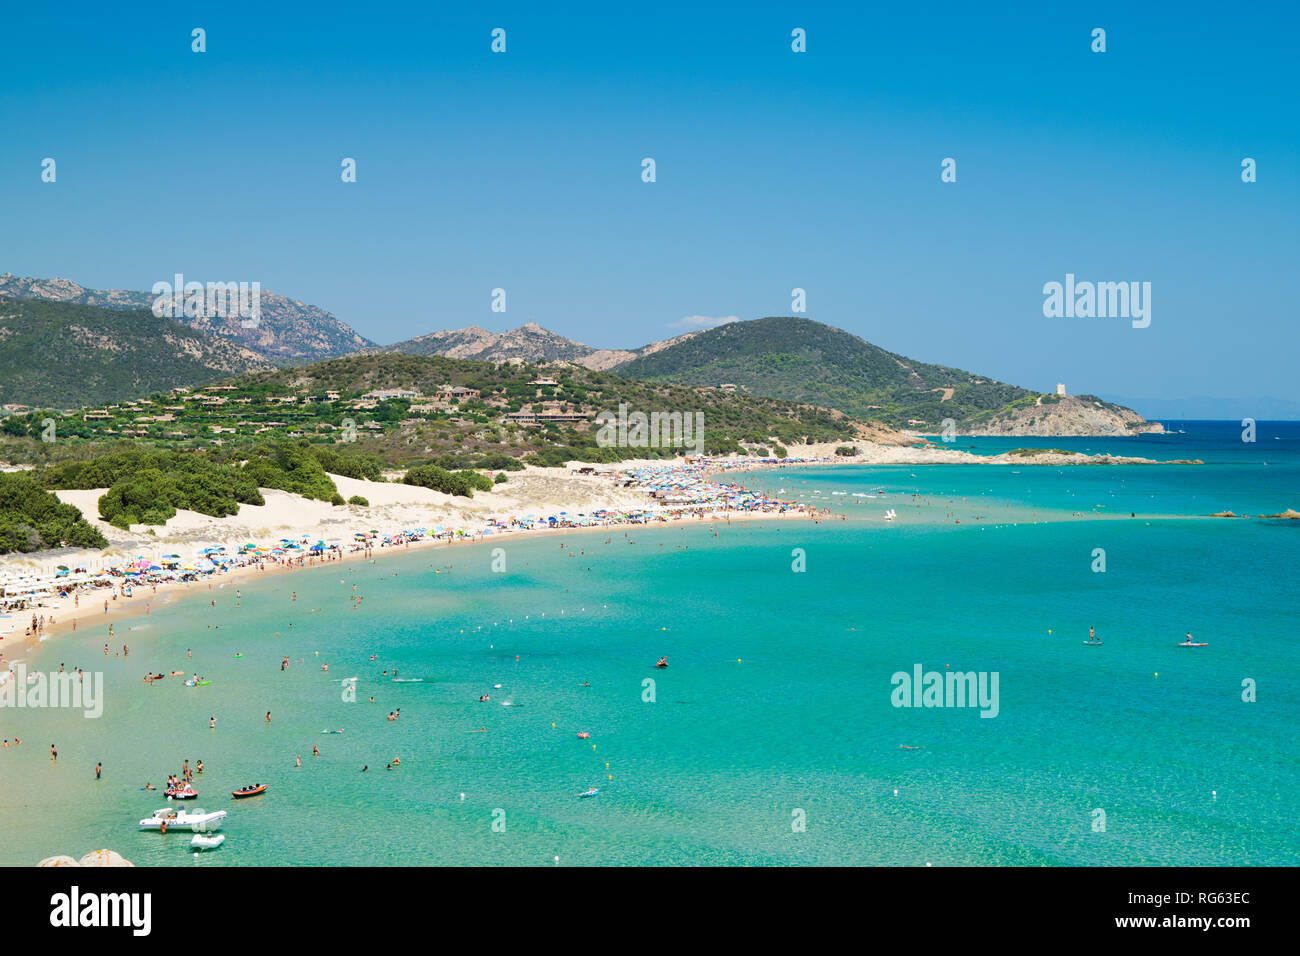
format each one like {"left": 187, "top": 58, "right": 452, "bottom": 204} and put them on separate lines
{"left": 1, "top": 1, "right": 1296, "bottom": 409}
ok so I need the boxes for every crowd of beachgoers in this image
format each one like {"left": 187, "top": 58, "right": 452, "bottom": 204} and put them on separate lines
{"left": 0, "top": 456, "right": 836, "bottom": 651}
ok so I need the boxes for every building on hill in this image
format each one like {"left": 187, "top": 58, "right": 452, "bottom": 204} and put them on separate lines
{"left": 1056, "top": 383, "right": 1067, "bottom": 397}
{"left": 434, "top": 385, "right": 481, "bottom": 401}
{"left": 363, "top": 388, "right": 422, "bottom": 401}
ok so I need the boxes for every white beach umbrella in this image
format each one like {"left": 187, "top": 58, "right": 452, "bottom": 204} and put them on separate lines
{"left": 78, "top": 849, "right": 134, "bottom": 867}
{"left": 36, "top": 855, "right": 80, "bottom": 867}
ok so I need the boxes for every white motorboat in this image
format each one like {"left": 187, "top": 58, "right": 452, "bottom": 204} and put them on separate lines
{"left": 884, "top": 509, "right": 897, "bottom": 521}
{"left": 190, "top": 833, "right": 226, "bottom": 850}
{"left": 139, "top": 807, "right": 228, "bottom": 832}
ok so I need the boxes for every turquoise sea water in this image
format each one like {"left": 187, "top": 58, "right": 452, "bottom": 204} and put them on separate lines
{"left": 1, "top": 421, "right": 1297, "bottom": 865}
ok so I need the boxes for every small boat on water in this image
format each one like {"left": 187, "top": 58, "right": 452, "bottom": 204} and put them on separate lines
{"left": 578, "top": 788, "right": 600, "bottom": 799}
{"left": 139, "top": 807, "right": 227, "bottom": 832}
{"left": 576, "top": 732, "right": 591, "bottom": 739}
{"left": 232, "top": 784, "right": 268, "bottom": 799}
{"left": 190, "top": 833, "right": 226, "bottom": 850}
{"left": 165, "top": 786, "right": 198, "bottom": 800}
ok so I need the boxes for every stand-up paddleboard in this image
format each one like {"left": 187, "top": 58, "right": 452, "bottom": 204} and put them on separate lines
{"left": 1082, "top": 641, "right": 1104, "bottom": 646}
{"left": 1178, "top": 641, "right": 1209, "bottom": 646}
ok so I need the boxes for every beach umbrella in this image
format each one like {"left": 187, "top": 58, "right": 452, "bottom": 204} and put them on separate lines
{"left": 77, "top": 849, "right": 133, "bottom": 867}
{"left": 36, "top": 855, "right": 80, "bottom": 867}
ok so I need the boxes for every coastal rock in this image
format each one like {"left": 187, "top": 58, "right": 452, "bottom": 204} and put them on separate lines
{"left": 962, "top": 395, "right": 1164, "bottom": 437}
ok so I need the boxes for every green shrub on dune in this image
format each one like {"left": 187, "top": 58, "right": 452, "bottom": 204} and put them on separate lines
{"left": 0, "top": 472, "right": 107, "bottom": 552}
{"left": 402, "top": 465, "right": 491, "bottom": 498}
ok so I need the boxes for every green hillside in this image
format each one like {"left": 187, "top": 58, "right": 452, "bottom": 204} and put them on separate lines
{"left": 613, "top": 316, "right": 1035, "bottom": 428}
{"left": 0, "top": 297, "right": 273, "bottom": 409}
{"left": 0, "top": 352, "right": 863, "bottom": 473}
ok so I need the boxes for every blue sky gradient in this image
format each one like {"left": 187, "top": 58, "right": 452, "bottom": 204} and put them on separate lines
{"left": 1, "top": 1, "right": 1295, "bottom": 410}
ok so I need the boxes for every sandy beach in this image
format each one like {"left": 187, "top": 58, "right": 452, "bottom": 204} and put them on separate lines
{"left": 0, "top": 457, "right": 827, "bottom": 657}
{"left": 0, "top": 438, "right": 1187, "bottom": 659}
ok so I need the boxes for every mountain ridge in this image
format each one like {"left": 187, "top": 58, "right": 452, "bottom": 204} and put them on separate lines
{"left": 610, "top": 316, "right": 1162, "bottom": 435}
{"left": 0, "top": 296, "right": 276, "bottom": 408}
{"left": 377, "top": 322, "right": 699, "bottom": 368}
{"left": 0, "top": 273, "right": 375, "bottom": 364}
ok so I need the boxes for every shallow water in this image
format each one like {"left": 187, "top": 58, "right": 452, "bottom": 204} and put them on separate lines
{"left": 1, "top": 422, "right": 1296, "bottom": 866}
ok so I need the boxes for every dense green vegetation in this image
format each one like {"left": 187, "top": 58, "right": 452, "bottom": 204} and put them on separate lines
{"left": 44, "top": 449, "right": 265, "bottom": 529}
{"left": 242, "top": 444, "right": 339, "bottom": 502}
{"left": 0, "top": 472, "right": 108, "bottom": 552}
{"left": 0, "top": 297, "right": 271, "bottom": 408}
{"left": 403, "top": 465, "right": 494, "bottom": 498}
{"left": 614, "top": 316, "right": 1036, "bottom": 429}
{"left": 38, "top": 444, "right": 359, "bottom": 530}
{"left": 0, "top": 352, "right": 858, "bottom": 472}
